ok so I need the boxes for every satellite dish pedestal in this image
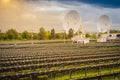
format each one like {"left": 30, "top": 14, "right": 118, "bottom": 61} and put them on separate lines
{"left": 71, "top": 27, "right": 90, "bottom": 44}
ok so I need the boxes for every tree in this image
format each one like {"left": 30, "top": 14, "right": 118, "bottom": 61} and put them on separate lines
{"left": 17, "top": 33, "right": 23, "bottom": 40}
{"left": 110, "top": 30, "right": 120, "bottom": 33}
{"left": 50, "top": 28, "right": 55, "bottom": 39}
{"left": 55, "top": 33, "right": 64, "bottom": 39}
{"left": 46, "top": 31, "right": 51, "bottom": 40}
{"left": 0, "top": 30, "right": 7, "bottom": 40}
{"left": 91, "top": 33, "right": 97, "bottom": 39}
{"left": 85, "top": 33, "right": 91, "bottom": 38}
{"left": 68, "top": 28, "right": 74, "bottom": 38}
{"left": 38, "top": 27, "right": 47, "bottom": 40}
{"left": 22, "top": 31, "right": 31, "bottom": 40}
{"left": 33, "top": 33, "right": 39, "bottom": 40}
{"left": 6, "top": 29, "right": 18, "bottom": 40}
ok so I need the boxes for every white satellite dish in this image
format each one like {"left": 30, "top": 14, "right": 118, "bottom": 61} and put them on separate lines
{"left": 63, "top": 10, "right": 89, "bottom": 44}
{"left": 63, "top": 10, "right": 82, "bottom": 34}
{"left": 97, "top": 15, "right": 111, "bottom": 35}
{"left": 97, "top": 15, "right": 111, "bottom": 42}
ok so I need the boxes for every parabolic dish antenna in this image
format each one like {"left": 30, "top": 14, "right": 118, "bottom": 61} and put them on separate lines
{"left": 97, "top": 15, "right": 111, "bottom": 33}
{"left": 63, "top": 10, "right": 82, "bottom": 34}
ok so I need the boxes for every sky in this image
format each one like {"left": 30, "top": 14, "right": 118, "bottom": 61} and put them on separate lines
{"left": 0, "top": 0, "right": 120, "bottom": 33}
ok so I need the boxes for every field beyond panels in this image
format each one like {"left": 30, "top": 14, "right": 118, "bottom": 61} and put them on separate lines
{"left": 0, "top": 41, "right": 120, "bottom": 80}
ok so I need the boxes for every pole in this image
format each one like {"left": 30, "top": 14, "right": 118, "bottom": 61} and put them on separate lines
{"left": 64, "top": 30, "right": 65, "bottom": 44}
{"left": 31, "top": 30, "right": 33, "bottom": 45}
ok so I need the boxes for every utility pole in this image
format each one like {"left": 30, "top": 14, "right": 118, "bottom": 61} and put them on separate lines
{"left": 64, "top": 30, "right": 66, "bottom": 44}
{"left": 31, "top": 30, "right": 33, "bottom": 45}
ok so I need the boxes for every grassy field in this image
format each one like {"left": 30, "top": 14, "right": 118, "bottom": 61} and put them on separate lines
{"left": 0, "top": 41, "right": 120, "bottom": 80}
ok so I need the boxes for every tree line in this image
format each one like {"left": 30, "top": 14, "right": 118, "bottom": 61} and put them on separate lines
{"left": 0, "top": 27, "right": 74, "bottom": 40}
{"left": 1, "top": 27, "right": 118, "bottom": 41}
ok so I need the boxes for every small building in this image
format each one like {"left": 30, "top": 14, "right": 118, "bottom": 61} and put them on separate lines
{"left": 71, "top": 35, "right": 90, "bottom": 44}
{"left": 97, "top": 34, "right": 108, "bottom": 42}
{"left": 97, "top": 33, "right": 120, "bottom": 42}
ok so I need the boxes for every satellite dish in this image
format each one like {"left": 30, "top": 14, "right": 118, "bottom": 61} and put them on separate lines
{"left": 63, "top": 10, "right": 82, "bottom": 34}
{"left": 97, "top": 15, "right": 111, "bottom": 35}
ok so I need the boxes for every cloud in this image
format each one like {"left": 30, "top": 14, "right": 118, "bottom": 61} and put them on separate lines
{"left": 59, "top": 1, "right": 120, "bottom": 32}
{"left": 0, "top": 0, "right": 120, "bottom": 33}
{"left": 35, "top": 6, "right": 67, "bottom": 11}
{"left": 77, "top": 0, "right": 120, "bottom": 8}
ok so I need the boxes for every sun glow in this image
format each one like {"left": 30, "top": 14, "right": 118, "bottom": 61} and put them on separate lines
{"left": 2, "top": 0, "right": 11, "bottom": 3}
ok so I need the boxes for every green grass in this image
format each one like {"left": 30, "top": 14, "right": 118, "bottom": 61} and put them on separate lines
{"left": 102, "top": 76, "right": 116, "bottom": 80}
{"left": 71, "top": 70, "right": 85, "bottom": 78}
{"left": 0, "top": 40, "right": 71, "bottom": 44}
{"left": 54, "top": 73, "right": 70, "bottom": 80}
{"left": 0, "top": 59, "right": 119, "bottom": 80}
{"left": 52, "top": 66, "right": 120, "bottom": 80}
{"left": 19, "top": 70, "right": 31, "bottom": 73}
{"left": 63, "top": 65, "right": 75, "bottom": 69}
{"left": 19, "top": 77, "right": 30, "bottom": 80}
{"left": 87, "top": 68, "right": 98, "bottom": 76}
{"left": 50, "top": 66, "right": 60, "bottom": 70}
{"left": 0, "top": 63, "right": 119, "bottom": 80}
{"left": 102, "top": 46, "right": 120, "bottom": 50}
{"left": 0, "top": 71, "right": 16, "bottom": 75}
{"left": 35, "top": 68, "right": 46, "bottom": 71}
{"left": 37, "top": 75, "right": 48, "bottom": 80}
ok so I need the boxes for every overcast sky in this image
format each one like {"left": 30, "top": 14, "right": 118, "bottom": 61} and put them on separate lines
{"left": 0, "top": 0, "right": 120, "bottom": 33}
